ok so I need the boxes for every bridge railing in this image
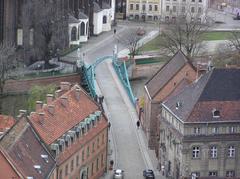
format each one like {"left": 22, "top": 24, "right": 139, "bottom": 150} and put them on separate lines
{"left": 82, "top": 55, "right": 136, "bottom": 105}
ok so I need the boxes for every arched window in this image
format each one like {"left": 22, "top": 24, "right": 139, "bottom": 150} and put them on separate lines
{"left": 103, "top": 16, "right": 107, "bottom": 24}
{"left": 80, "top": 22, "right": 85, "bottom": 36}
{"left": 71, "top": 26, "right": 77, "bottom": 41}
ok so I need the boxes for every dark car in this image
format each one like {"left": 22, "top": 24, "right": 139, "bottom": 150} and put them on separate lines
{"left": 143, "top": 169, "right": 155, "bottom": 179}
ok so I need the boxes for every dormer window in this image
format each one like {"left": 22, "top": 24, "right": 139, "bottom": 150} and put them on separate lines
{"left": 212, "top": 109, "right": 220, "bottom": 118}
{"left": 34, "top": 165, "right": 42, "bottom": 174}
{"left": 229, "top": 126, "right": 236, "bottom": 134}
{"left": 176, "top": 102, "right": 182, "bottom": 109}
{"left": 41, "top": 154, "right": 49, "bottom": 163}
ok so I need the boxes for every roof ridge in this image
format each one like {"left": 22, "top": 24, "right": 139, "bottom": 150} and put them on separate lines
{"left": 184, "top": 70, "right": 214, "bottom": 120}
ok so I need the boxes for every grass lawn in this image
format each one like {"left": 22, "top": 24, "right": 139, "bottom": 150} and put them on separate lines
{"left": 136, "top": 57, "right": 168, "bottom": 65}
{"left": 139, "top": 31, "right": 235, "bottom": 52}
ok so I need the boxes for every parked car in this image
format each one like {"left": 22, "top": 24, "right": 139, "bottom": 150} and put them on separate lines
{"left": 143, "top": 169, "right": 155, "bottom": 179}
{"left": 113, "top": 169, "right": 124, "bottom": 179}
{"left": 136, "top": 28, "right": 146, "bottom": 36}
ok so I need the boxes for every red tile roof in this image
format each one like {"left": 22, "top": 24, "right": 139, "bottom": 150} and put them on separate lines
{"left": 0, "top": 115, "right": 15, "bottom": 133}
{"left": 29, "top": 85, "right": 100, "bottom": 145}
{"left": 145, "top": 50, "right": 196, "bottom": 99}
{"left": 0, "top": 147, "right": 22, "bottom": 178}
{"left": 0, "top": 116, "right": 56, "bottom": 179}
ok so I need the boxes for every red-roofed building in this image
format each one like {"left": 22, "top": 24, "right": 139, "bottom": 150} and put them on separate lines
{"left": 0, "top": 147, "right": 22, "bottom": 178}
{"left": 143, "top": 50, "right": 197, "bottom": 157}
{"left": 0, "top": 115, "right": 16, "bottom": 138}
{"left": 29, "top": 82, "right": 109, "bottom": 179}
{"left": 0, "top": 113, "right": 56, "bottom": 179}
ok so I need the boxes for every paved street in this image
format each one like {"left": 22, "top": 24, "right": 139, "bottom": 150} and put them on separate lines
{"left": 62, "top": 12, "right": 240, "bottom": 178}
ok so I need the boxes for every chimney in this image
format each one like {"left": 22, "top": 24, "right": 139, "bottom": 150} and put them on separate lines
{"left": 60, "top": 82, "right": 71, "bottom": 91}
{"left": 48, "top": 105, "right": 55, "bottom": 115}
{"left": 60, "top": 96, "right": 68, "bottom": 107}
{"left": 55, "top": 89, "right": 62, "bottom": 98}
{"left": 75, "top": 88, "right": 81, "bottom": 100}
{"left": 19, "top": 109, "right": 27, "bottom": 115}
{"left": 36, "top": 101, "right": 43, "bottom": 111}
{"left": 38, "top": 113, "right": 45, "bottom": 125}
{"left": 46, "top": 94, "right": 54, "bottom": 105}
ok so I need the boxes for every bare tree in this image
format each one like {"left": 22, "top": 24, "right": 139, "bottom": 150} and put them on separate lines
{"left": 118, "top": 30, "right": 141, "bottom": 63}
{"left": 22, "top": 0, "right": 68, "bottom": 68}
{"left": 228, "top": 31, "right": 240, "bottom": 53}
{"left": 0, "top": 43, "right": 16, "bottom": 95}
{"left": 160, "top": 16, "right": 208, "bottom": 58}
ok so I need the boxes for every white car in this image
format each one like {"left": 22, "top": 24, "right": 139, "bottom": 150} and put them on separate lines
{"left": 113, "top": 169, "right": 124, "bottom": 179}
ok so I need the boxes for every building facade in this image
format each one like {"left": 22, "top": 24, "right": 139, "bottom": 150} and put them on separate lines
{"left": 159, "top": 68, "right": 240, "bottom": 178}
{"left": 161, "top": 0, "right": 208, "bottom": 23}
{"left": 29, "top": 82, "right": 109, "bottom": 179}
{"left": 126, "top": 0, "right": 162, "bottom": 21}
{"left": 143, "top": 51, "right": 197, "bottom": 157}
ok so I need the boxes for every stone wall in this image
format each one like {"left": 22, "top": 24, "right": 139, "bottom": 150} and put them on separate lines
{"left": 3, "top": 73, "right": 81, "bottom": 93}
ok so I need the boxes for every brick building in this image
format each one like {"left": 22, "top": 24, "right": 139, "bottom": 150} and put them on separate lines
{"left": 143, "top": 50, "right": 197, "bottom": 157}
{"left": 160, "top": 68, "right": 240, "bottom": 178}
{"left": 0, "top": 113, "right": 56, "bottom": 179}
{"left": 28, "top": 82, "right": 109, "bottom": 179}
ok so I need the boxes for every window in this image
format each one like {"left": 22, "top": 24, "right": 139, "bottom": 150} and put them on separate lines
{"left": 29, "top": 28, "right": 34, "bottom": 46}
{"left": 17, "top": 29, "right": 23, "bottom": 46}
{"left": 226, "top": 171, "right": 235, "bottom": 177}
{"left": 228, "top": 146, "right": 235, "bottom": 157}
{"left": 102, "top": 133, "right": 105, "bottom": 144}
{"left": 199, "top": 0, "right": 202, "bottom": 2}
{"left": 209, "top": 171, "right": 218, "bottom": 176}
{"left": 193, "top": 127, "right": 200, "bottom": 134}
{"left": 212, "top": 109, "right": 220, "bottom": 117}
{"left": 166, "top": 5, "right": 170, "bottom": 12}
{"left": 212, "top": 127, "right": 219, "bottom": 134}
{"left": 149, "top": 5, "right": 152, "bottom": 11}
{"left": 142, "top": 4, "right": 146, "bottom": 11}
{"left": 154, "top": 5, "right": 158, "bottom": 11}
{"left": 92, "top": 142, "right": 95, "bottom": 153}
{"left": 96, "top": 158, "right": 99, "bottom": 171}
{"left": 71, "top": 159, "right": 74, "bottom": 171}
{"left": 82, "top": 150, "right": 85, "bottom": 161}
{"left": 103, "top": 16, "right": 107, "bottom": 24}
{"left": 210, "top": 146, "right": 217, "bottom": 158}
{"left": 173, "top": 6, "right": 176, "bottom": 12}
{"left": 136, "top": 4, "right": 139, "bottom": 10}
{"left": 91, "top": 162, "right": 94, "bottom": 176}
{"left": 76, "top": 155, "right": 79, "bottom": 166}
{"left": 191, "top": 7, "right": 195, "bottom": 13}
{"left": 97, "top": 137, "right": 100, "bottom": 147}
{"left": 65, "top": 164, "right": 68, "bottom": 176}
{"left": 192, "top": 146, "right": 200, "bottom": 158}
{"left": 192, "top": 0, "right": 195, "bottom": 2}
{"left": 71, "top": 27, "right": 77, "bottom": 41}
{"left": 198, "top": 7, "right": 202, "bottom": 13}
{"left": 101, "top": 153, "right": 104, "bottom": 166}
{"left": 87, "top": 146, "right": 90, "bottom": 157}
{"left": 182, "top": 6, "right": 185, "bottom": 13}
{"left": 182, "top": 0, "right": 186, "bottom": 2}
{"left": 229, "top": 126, "right": 236, "bottom": 133}
{"left": 130, "top": 4, "right": 133, "bottom": 10}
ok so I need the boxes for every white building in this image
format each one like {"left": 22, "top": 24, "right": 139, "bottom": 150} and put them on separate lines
{"left": 126, "top": 0, "right": 162, "bottom": 21}
{"left": 69, "top": 14, "right": 89, "bottom": 46}
{"left": 162, "top": 0, "right": 208, "bottom": 23}
{"left": 93, "top": 2, "right": 112, "bottom": 35}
